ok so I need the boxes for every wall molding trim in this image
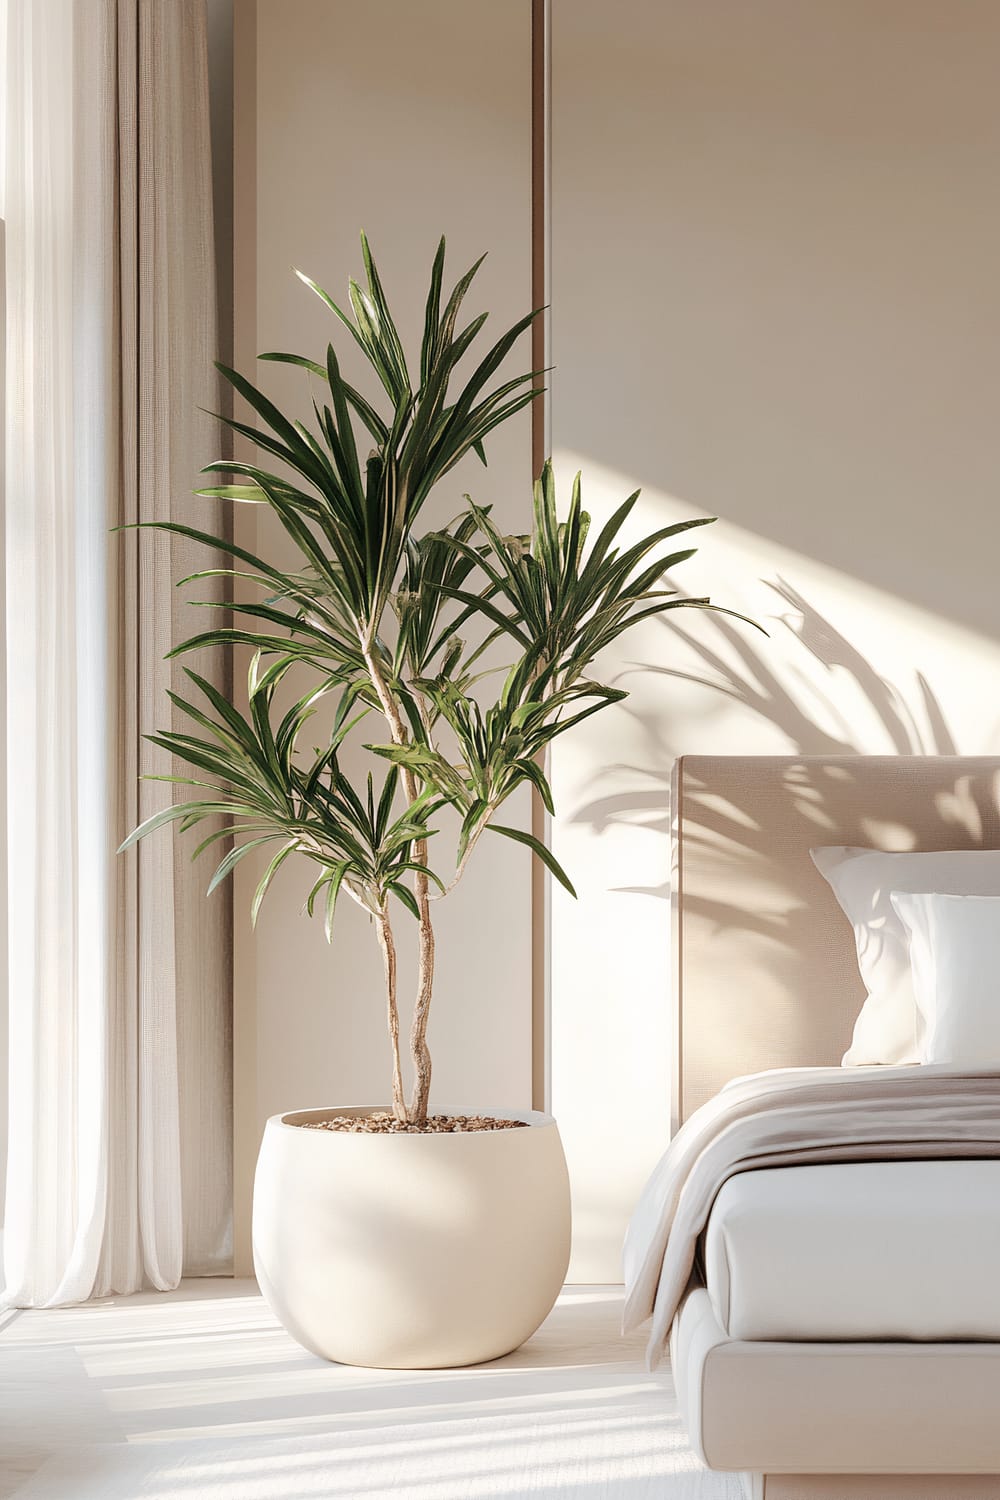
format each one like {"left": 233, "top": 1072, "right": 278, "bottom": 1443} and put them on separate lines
{"left": 530, "top": 0, "right": 551, "bottom": 1112}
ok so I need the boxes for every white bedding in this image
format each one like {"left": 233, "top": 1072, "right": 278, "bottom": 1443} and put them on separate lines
{"left": 704, "top": 1158, "right": 1000, "bottom": 1341}
{"left": 623, "top": 1065, "right": 1000, "bottom": 1366}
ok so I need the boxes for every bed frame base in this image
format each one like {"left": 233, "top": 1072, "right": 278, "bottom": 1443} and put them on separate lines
{"left": 673, "top": 1288, "right": 1000, "bottom": 1483}
{"left": 752, "top": 1476, "right": 1000, "bottom": 1499}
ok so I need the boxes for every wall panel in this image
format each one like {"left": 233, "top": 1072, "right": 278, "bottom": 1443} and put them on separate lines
{"left": 233, "top": 0, "right": 535, "bottom": 1268}
{"left": 550, "top": 0, "right": 1000, "bottom": 1278}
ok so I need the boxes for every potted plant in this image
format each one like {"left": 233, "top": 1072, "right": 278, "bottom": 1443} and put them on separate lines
{"left": 123, "top": 236, "right": 743, "bottom": 1369}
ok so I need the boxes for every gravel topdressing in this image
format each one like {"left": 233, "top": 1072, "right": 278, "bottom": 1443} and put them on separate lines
{"left": 296, "top": 1112, "right": 528, "bottom": 1134}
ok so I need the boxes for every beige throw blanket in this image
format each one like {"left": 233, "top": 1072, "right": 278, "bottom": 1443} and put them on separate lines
{"left": 623, "top": 1065, "right": 1000, "bottom": 1367}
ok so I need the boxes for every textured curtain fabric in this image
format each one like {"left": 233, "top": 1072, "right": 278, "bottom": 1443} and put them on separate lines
{"left": 3, "top": 0, "right": 232, "bottom": 1306}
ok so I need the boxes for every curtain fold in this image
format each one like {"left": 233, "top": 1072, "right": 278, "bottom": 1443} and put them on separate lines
{"left": 3, "top": 0, "right": 232, "bottom": 1307}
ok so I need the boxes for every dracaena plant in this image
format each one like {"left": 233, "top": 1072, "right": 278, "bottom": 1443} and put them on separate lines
{"left": 123, "top": 234, "right": 749, "bottom": 1125}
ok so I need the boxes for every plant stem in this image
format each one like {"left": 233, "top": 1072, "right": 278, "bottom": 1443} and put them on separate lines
{"left": 409, "top": 905, "right": 434, "bottom": 1122}
{"left": 374, "top": 906, "right": 408, "bottom": 1122}
{"left": 363, "top": 645, "right": 436, "bottom": 1122}
{"left": 430, "top": 810, "right": 492, "bottom": 900}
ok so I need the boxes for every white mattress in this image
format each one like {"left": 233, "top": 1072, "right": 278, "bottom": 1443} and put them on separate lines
{"left": 704, "top": 1159, "right": 1000, "bottom": 1341}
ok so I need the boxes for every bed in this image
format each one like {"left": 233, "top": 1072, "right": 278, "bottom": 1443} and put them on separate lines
{"left": 627, "top": 755, "right": 1000, "bottom": 1499}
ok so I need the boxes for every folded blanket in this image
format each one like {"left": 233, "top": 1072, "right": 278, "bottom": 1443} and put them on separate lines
{"left": 622, "top": 1064, "right": 1000, "bottom": 1367}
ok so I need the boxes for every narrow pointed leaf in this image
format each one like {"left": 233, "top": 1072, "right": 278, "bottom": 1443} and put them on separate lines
{"left": 488, "top": 823, "right": 577, "bottom": 897}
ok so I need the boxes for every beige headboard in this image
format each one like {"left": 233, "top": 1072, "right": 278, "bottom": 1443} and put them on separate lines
{"left": 671, "top": 755, "right": 1000, "bottom": 1130}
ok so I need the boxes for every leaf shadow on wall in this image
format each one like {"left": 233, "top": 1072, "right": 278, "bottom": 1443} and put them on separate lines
{"left": 564, "top": 580, "right": 1000, "bottom": 1069}
{"left": 571, "top": 574, "right": 965, "bottom": 870}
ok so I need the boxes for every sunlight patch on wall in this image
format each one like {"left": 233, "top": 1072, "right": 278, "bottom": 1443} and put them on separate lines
{"left": 548, "top": 449, "right": 1000, "bottom": 1281}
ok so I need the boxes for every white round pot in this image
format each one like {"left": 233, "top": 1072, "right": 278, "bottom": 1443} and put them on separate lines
{"left": 252, "top": 1105, "right": 571, "bottom": 1369}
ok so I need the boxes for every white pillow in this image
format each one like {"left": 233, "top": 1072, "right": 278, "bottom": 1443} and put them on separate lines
{"left": 890, "top": 892, "right": 1000, "bottom": 1065}
{"left": 809, "top": 847, "right": 1000, "bottom": 1066}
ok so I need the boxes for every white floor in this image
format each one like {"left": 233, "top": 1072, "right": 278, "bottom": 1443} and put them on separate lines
{"left": 0, "top": 1281, "right": 747, "bottom": 1499}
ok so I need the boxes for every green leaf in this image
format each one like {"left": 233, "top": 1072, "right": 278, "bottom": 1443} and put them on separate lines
{"left": 117, "top": 802, "right": 207, "bottom": 854}
{"left": 251, "top": 842, "right": 297, "bottom": 925}
{"left": 195, "top": 484, "right": 269, "bottom": 504}
{"left": 488, "top": 823, "right": 577, "bottom": 897}
{"left": 431, "top": 585, "right": 532, "bottom": 650}
{"left": 324, "top": 861, "right": 352, "bottom": 941}
{"left": 420, "top": 236, "right": 446, "bottom": 387}
{"left": 207, "top": 835, "right": 279, "bottom": 895}
{"left": 389, "top": 882, "right": 421, "bottom": 920}
{"left": 257, "top": 351, "right": 327, "bottom": 379}
{"left": 513, "top": 756, "right": 555, "bottom": 816}
{"left": 364, "top": 741, "right": 440, "bottom": 771}
{"left": 457, "top": 798, "right": 490, "bottom": 861}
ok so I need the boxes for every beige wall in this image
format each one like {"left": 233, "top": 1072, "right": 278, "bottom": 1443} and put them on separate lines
{"left": 549, "top": 0, "right": 1000, "bottom": 1278}
{"left": 233, "top": 0, "right": 535, "bottom": 1267}
{"left": 233, "top": 0, "right": 1000, "bottom": 1281}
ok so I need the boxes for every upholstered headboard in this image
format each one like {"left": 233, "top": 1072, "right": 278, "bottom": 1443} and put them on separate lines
{"left": 671, "top": 755, "right": 1000, "bottom": 1130}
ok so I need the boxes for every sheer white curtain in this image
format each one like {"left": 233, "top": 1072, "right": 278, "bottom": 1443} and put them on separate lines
{"left": 3, "top": 0, "right": 232, "bottom": 1306}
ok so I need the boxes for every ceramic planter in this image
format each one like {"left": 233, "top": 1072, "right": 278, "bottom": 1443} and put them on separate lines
{"left": 252, "top": 1105, "right": 571, "bottom": 1369}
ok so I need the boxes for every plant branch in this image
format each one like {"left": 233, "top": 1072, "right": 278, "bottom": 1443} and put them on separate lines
{"left": 363, "top": 645, "right": 436, "bottom": 1122}
{"left": 374, "top": 904, "right": 408, "bottom": 1122}
{"left": 430, "top": 807, "right": 494, "bottom": 900}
